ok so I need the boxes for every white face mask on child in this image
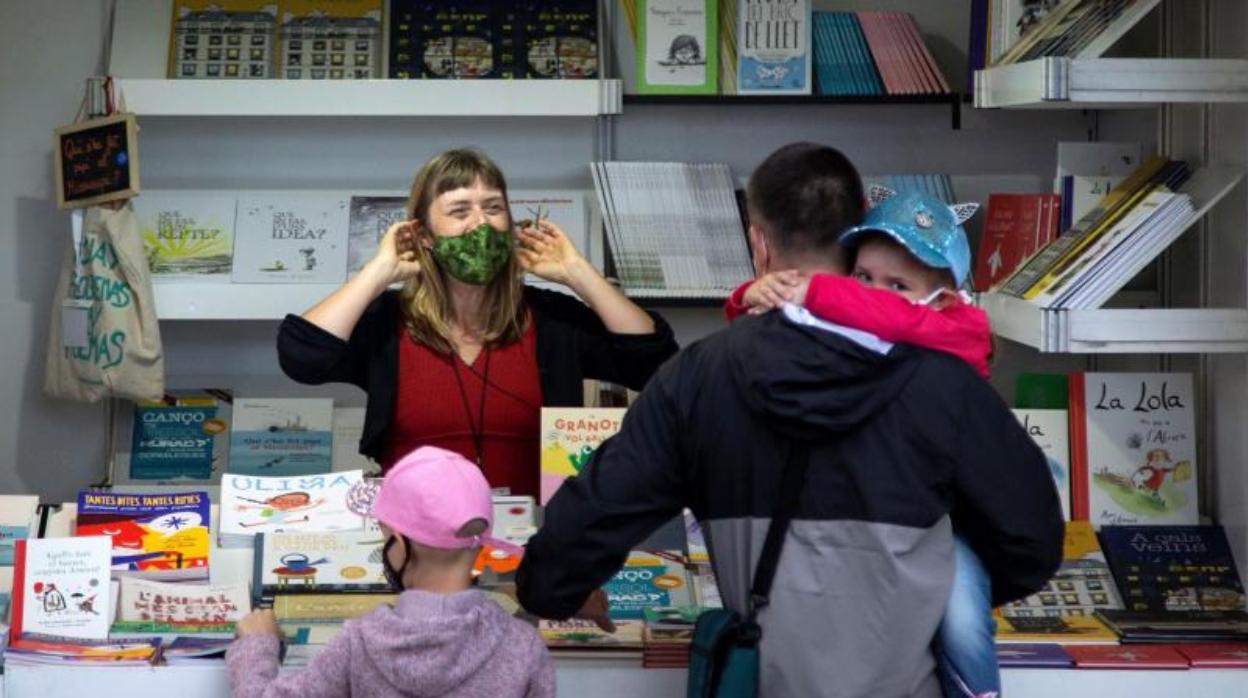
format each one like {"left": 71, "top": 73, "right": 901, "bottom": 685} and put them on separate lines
{"left": 914, "top": 288, "right": 948, "bottom": 306}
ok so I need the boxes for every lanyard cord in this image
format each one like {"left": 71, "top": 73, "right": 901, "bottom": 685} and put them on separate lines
{"left": 451, "top": 348, "right": 492, "bottom": 467}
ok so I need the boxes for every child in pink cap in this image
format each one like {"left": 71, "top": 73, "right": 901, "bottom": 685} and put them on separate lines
{"left": 227, "top": 446, "right": 554, "bottom": 698}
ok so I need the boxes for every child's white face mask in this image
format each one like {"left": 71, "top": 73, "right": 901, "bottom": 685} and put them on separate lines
{"left": 914, "top": 288, "right": 948, "bottom": 307}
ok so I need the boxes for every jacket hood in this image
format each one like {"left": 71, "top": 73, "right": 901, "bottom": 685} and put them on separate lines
{"left": 355, "top": 589, "right": 520, "bottom": 696}
{"left": 727, "top": 308, "right": 920, "bottom": 439}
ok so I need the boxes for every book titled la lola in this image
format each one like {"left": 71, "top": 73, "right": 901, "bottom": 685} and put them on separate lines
{"left": 1012, "top": 408, "right": 1071, "bottom": 520}
{"left": 11, "top": 537, "right": 113, "bottom": 641}
{"left": 539, "top": 407, "right": 626, "bottom": 505}
{"left": 231, "top": 193, "right": 350, "bottom": 284}
{"left": 219, "top": 470, "right": 366, "bottom": 547}
{"left": 229, "top": 398, "right": 334, "bottom": 477}
{"left": 737, "top": 0, "right": 811, "bottom": 94}
{"left": 1069, "top": 373, "right": 1198, "bottom": 528}
{"left": 637, "top": 1, "right": 718, "bottom": 95}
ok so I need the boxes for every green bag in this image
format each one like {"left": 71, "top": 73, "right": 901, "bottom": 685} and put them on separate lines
{"left": 685, "top": 443, "right": 812, "bottom": 698}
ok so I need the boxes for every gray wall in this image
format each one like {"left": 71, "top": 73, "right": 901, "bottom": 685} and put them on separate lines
{"left": 1, "top": 1, "right": 1158, "bottom": 503}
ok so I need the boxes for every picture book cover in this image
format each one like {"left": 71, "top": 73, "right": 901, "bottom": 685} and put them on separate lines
{"left": 12, "top": 537, "right": 114, "bottom": 641}
{"left": 346, "top": 195, "right": 407, "bottom": 276}
{"left": 277, "top": 0, "right": 383, "bottom": 80}
{"left": 219, "top": 469, "right": 366, "bottom": 545}
{"left": 0, "top": 495, "right": 40, "bottom": 566}
{"left": 993, "top": 612, "right": 1118, "bottom": 645}
{"left": 231, "top": 193, "right": 350, "bottom": 283}
{"left": 1000, "top": 521, "right": 1122, "bottom": 619}
{"left": 520, "top": 0, "right": 599, "bottom": 79}
{"left": 254, "top": 530, "right": 388, "bottom": 600}
{"left": 129, "top": 391, "right": 230, "bottom": 482}
{"left": 994, "top": 643, "right": 1075, "bottom": 668}
{"left": 1069, "top": 373, "right": 1198, "bottom": 527}
{"left": 738, "top": 0, "right": 811, "bottom": 94}
{"left": 491, "top": 494, "right": 537, "bottom": 546}
{"left": 169, "top": 1, "right": 279, "bottom": 80}
{"left": 116, "top": 577, "right": 248, "bottom": 625}
{"left": 637, "top": 0, "right": 717, "bottom": 95}
{"left": 272, "top": 592, "right": 395, "bottom": 622}
{"left": 75, "top": 491, "right": 211, "bottom": 581}
{"left": 1012, "top": 408, "right": 1071, "bottom": 520}
{"left": 414, "top": 1, "right": 508, "bottom": 79}
{"left": 538, "top": 618, "right": 644, "bottom": 649}
{"left": 228, "top": 398, "right": 334, "bottom": 477}
{"left": 1099, "top": 525, "right": 1246, "bottom": 613}
{"left": 539, "top": 408, "right": 626, "bottom": 505}
{"left": 133, "top": 191, "right": 236, "bottom": 279}
{"left": 606, "top": 550, "right": 693, "bottom": 621}
{"left": 973, "top": 193, "right": 1059, "bottom": 292}
{"left": 1066, "top": 643, "right": 1189, "bottom": 669}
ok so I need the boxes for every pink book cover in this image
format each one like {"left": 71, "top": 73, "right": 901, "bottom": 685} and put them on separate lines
{"left": 857, "top": 12, "right": 903, "bottom": 94}
{"left": 1177, "top": 643, "right": 1248, "bottom": 668}
{"left": 1067, "top": 645, "right": 1191, "bottom": 669}
{"left": 895, "top": 11, "right": 950, "bottom": 94}
{"left": 885, "top": 11, "right": 928, "bottom": 94}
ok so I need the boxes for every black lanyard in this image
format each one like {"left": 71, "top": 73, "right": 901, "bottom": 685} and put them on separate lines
{"left": 451, "top": 347, "right": 492, "bottom": 467}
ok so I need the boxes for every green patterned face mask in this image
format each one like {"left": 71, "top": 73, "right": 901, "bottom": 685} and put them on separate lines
{"left": 430, "top": 222, "right": 512, "bottom": 285}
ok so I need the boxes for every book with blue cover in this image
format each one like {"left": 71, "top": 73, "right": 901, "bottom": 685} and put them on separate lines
{"left": 738, "top": 0, "right": 811, "bottom": 94}
{"left": 1099, "top": 525, "right": 1246, "bottom": 613}
{"left": 995, "top": 643, "right": 1074, "bottom": 668}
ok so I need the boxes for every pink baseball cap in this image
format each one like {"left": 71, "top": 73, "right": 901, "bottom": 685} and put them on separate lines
{"left": 352, "top": 446, "right": 523, "bottom": 555}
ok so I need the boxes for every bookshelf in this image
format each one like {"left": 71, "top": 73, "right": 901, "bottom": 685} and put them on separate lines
{"left": 115, "top": 78, "right": 624, "bottom": 117}
{"left": 975, "top": 57, "right": 1248, "bottom": 109}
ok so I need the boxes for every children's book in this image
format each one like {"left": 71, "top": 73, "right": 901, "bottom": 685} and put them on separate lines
{"left": 994, "top": 643, "right": 1075, "bottom": 668}
{"left": 537, "top": 618, "right": 645, "bottom": 650}
{"left": 253, "top": 530, "right": 388, "bottom": 605}
{"left": 993, "top": 612, "right": 1119, "bottom": 645}
{"left": 1068, "top": 372, "right": 1198, "bottom": 527}
{"left": 3, "top": 633, "right": 161, "bottom": 666}
{"left": 973, "top": 193, "right": 1060, "bottom": 292}
{"left": 162, "top": 636, "right": 234, "bottom": 663}
{"left": 231, "top": 193, "right": 350, "bottom": 283}
{"left": 346, "top": 195, "right": 407, "bottom": 276}
{"left": 999, "top": 521, "right": 1122, "bottom": 619}
{"left": 169, "top": 1, "right": 279, "bottom": 80}
{"left": 75, "top": 491, "right": 210, "bottom": 580}
{"left": 128, "top": 392, "right": 230, "bottom": 482}
{"left": 133, "top": 191, "right": 237, "bottom": 279}
{"left": 218, "top": 470, "right": 366, "bottom": 547}
{"left": 539, "top": 407, "right": 626, "bottom": 505}
{"left": 0, "top": 496, "right": 40, "bottom": 567}
{"left": 491, "top": 495, "right": 537, "bottom": 546}
{"left": 1012, "top": 408, "right": 1071, "bottom": 520}
{"left": 1096, "top": 609, "right": 1248, "bottom": 643}
{"left": 229, "top": 398, "right": 334, "bottom": 477}
{"left": 11, "top": 537, "right": 113, "bottom": 641}
{"left": 636, "top": 1, "right": 717, "bottom": 95}
{"left": 1176, "top": 643, "right": 1248, "bottom": 668}
{"left": 271, "top": 592, "right": 394, "bottom": 622}
{"left": 737, "top": 0, "right": 811, "bottom": 94}
{"left": 1066, "top": 643, "right": 1190, "bottom": 669}
{"left": 520, "top": 1, "right": 599, "bottom": 79}
{"left": 276, "top": 0, "right": 383, "bottom": 81}
{"left": 606, "top": 550, "right": 693, "bottom": 621}
{"left": 116, "top": 578, "right": 248, "bottom": 625}
{"left": 1099, "top": 525, "right": 1246, "bottom": 613}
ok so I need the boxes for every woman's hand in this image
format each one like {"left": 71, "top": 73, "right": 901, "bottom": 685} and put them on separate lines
{"left": 367, "top": 221, "right": 423, "bottom": 287}
{"left": 235, "top": 609, "right": 281, "bottom": 638}
{"left": 516, "top": 219, "right": 590, "bottom": 286}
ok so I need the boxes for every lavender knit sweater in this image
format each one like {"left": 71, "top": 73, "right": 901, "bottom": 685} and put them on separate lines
{"left": 227, "top": 589, "right": 555, "bottom": 698}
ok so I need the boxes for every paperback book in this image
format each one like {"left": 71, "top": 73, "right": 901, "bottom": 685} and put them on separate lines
{"left": 1099, "top": 525, "right": 1246, "bottom": 613}
{"left": 539, "top": 407, "right": 626, "bottom": 505}
{"left": 218, "top": 469, "right": 366, "bottom": 547}
{"left": 75, "top": 491, "right": 211, "bottom": 580}
{"left": 229, "top": 398, "right": 334, "bottom": 477}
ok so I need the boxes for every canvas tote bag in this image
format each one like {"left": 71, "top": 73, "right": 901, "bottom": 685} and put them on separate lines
{"left": 44, "top": 202, "right": 164, "bottom": 402}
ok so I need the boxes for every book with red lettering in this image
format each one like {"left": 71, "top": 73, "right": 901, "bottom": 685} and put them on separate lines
{"left": 1066, "top": 644, "right": 1190, "bottom": 669}
{"left": 973, "top": 194, "right": 1060, "bottom": 292}
{"left": 1068, "top": 373, "right": 1198, "bottom": 528}
{"left": 539, "top": 408, "right": 626, "bottom": 505}
{"left": 1176, "top": 643, "right": 1248, "bottom": 668}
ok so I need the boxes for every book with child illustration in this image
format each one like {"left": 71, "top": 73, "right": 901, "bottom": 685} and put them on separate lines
{"left": 1011, "top": 408, "right": 1071, "bottom": 520}
{"left": 75, "top": 491, "right": 211, "bottom": 581}
{"left": 10, "top": 537, "right": 114, "bottom": 641}
{"left": 229, "top": 398, "right": 334, "bottom": 477}
{"left": 1098, "top": 525, "right": 1245, "bottom": 613}
{"left": 636, "top": 0, "right": 717, "bottom": 95}
{"left": 1068, "top": 372, "right": 1199, "bottom": 528}
{"left": 539, "top": 407, "right": 626, "bottom": 505}
{"left": 218, "top": 469, "right": 366, "bottom": 547}
{"left": 999, "top": 521, "right": 1122, "bottom": 619}
{"left": 253, "top": 530, "right": 389, "bottom": 605}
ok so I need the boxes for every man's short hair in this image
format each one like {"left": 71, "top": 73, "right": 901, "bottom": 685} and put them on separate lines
{"left": 746, "top": 142, "right": 865, "bottom": 256}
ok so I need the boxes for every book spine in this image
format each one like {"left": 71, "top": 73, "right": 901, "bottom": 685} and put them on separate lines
{"left": 1068, "top": 372, "right": 1089, "bottom": 521}
{"left": 10, "top": 539, "right": 26, "bottom": 642}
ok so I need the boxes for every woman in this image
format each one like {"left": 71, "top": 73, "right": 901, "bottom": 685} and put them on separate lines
{"left": 277, "top": 148, "right": 677, "bottom": 497}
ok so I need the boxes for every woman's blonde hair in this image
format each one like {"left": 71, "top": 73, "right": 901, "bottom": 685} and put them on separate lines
{"left": 399, "top": 148, "right": 527, "bottom": 353}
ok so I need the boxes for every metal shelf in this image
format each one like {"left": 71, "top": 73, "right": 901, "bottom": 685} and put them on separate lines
{"left": 115, "top": 78, "right": 623, "bottom": 117}
{"left": 974, "top": 58, "right": 1248, "bottom": 109}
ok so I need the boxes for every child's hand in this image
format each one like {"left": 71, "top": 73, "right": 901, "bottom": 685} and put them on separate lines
{"left": 236, "top": 609, "right": 281, "bottom": 638}
{"left": 743, "top": 270, "right": 804, "bottom": 315}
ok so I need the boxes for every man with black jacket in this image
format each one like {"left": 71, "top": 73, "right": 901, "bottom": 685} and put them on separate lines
{"left": 516, "top": 143, "right": 1064, "bottom": 697}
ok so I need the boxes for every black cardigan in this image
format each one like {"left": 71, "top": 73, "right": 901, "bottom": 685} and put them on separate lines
{"left": 276, "top": 286, "right": 679, "bottom": 463}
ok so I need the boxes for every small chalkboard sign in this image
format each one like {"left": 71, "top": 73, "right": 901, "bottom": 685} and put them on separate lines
{"left": 53, "top": 113, "right": 141, "bottom": 209}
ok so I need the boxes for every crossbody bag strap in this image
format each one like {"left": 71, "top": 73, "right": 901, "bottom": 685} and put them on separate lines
{"left": 747, "top": 440, "right": 813, "bottom": 622}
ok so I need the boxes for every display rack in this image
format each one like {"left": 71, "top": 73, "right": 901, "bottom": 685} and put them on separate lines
{"left": 974, "top": 57, "right": 1248, "bottom": 109}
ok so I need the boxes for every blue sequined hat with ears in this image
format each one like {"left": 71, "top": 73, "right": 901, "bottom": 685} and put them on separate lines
{"left": 839, "top": 185, "right": 980, "bottom": 288}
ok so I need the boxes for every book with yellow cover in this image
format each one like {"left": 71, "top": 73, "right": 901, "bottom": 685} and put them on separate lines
{"left": 539, "top": 408, "right": 626, "bottom": 505}
{"left": 995, "top": 611, "right": 1119, "bottom": 645}
{"left": 272, "top": 592, "right": 395, "bottom": 622}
